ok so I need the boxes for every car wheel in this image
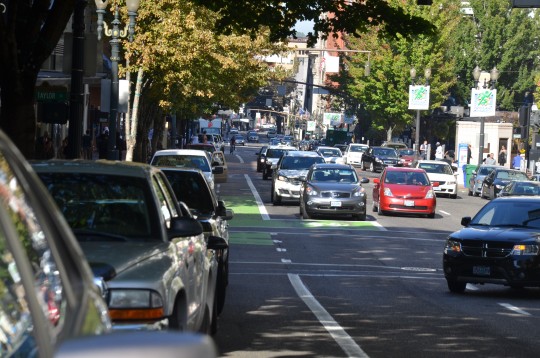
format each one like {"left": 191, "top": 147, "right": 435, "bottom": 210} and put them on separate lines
{"left": 210, "top": 294, "right": 218, "bottom": 335}
{"left": 353, "top": 212, "right": 366, "bottom": 221}
{"left": 301, "top": 205, "right": 310, "bottom": 219}
{"left": 263, "top": 169, "right": 268, "bottom": 180}
{"left": 446, "top": 279, "right": 466, "bottom": 293}
{"left": 369, "top": 162, "right": 375, "bottom": 173}
{"left": 272, "top": 188, "right": 281, "bottom": 205}
{"left": 427, "top": 212, "right": 435, "bottom": 218}
{"left": 451, "top": 193, "right": 458, "bottom": 199}
{"left": 378, "top": 208, "right": 385, "bottom": 216}
{"left": 169, "top": 298, "right": 187, "bottom": 331}
{"left": 468, "top": 188, "right": 473, "bottom": 196}
{"left": 216, "top": 256, "right": 227, "bottom": 315}
{"left": 472, "top": 190, "right": 478, "bottom": 197}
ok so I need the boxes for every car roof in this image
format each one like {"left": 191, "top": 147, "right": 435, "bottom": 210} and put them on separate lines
{"left": 312, "top": 163, "right": 353, "bottom": 169}
{"left": 492, "top": 196, "right": 540, "bottom": 202}
{"left": 348, "top": 143, "right": 368, "bottom": 147}
{"left": 416, "top": 160, "right": 451, "bottom": 165}
{"left": 268, "top": 145, "right": 296, "bottom": 149}
{"left": 384, "top": 167, "right": 426, "bottom": 173}
{"left": 154, "top": 149, "right": 208, "bottom": 157}
{"left": 31, "top": 159, "right": 156, "bottom": 178}
{"left": 283, "top": 150, "right": 322, "bottom": 157}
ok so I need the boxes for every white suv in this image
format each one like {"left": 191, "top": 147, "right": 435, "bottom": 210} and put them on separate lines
{"left": 344, "top": 143, "right": 369, "bottom": 166}
{"left": 413, "top": 160, "right": 458, "bottom": 199}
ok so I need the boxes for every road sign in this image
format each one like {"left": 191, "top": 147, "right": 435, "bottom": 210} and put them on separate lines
{"left": 36, "top": 86, "right": 68, "bottom": 103}
{"left": 408, "top": 85, "right": 430, "bottom": 110}
{"left": 470, "top": 89, "right": 496, "bottom": 117}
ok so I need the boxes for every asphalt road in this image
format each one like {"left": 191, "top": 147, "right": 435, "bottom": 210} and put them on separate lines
{"left": 212, "top": 138, "right": 540, "bottom": 358}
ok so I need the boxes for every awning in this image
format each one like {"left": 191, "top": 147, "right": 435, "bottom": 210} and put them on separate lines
{"left": 232, "top": 118, "right": 251, "bottom": 123}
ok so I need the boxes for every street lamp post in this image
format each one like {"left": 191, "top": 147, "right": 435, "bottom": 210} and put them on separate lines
{"left": 472, "top": 66, "right": 499, "bottom": 165}
{"left": 95, "top": 0, "right": 140, "bottom": 160}
{"left": 410, "top": 67, "right": 431, "bottom": 160}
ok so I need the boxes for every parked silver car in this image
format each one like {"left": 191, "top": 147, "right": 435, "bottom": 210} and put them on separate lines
{"left": 0, "top": 129, "right": 217, "bottom": 356}
{"left": 468, "top": 164, "right": 501, "bottom": 196}
{"left": 33, "top": 160, "right": 224, "bottom": 334}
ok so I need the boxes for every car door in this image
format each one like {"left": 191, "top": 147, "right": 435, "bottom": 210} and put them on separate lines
{"left": 153, "top": 172, "right": 205, "bottom": 327}
{"left": 212, "top": 151, "right": 228, "bottom": 183}
{"left": 482, "top": 170, "right": 495, "bottom": 199}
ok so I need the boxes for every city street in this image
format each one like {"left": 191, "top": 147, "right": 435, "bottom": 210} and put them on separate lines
{"left": 212, "top": 139, "right": 540, "bottom": 358}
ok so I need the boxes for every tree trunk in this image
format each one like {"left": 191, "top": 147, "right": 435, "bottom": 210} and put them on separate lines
{"left": 125, "top": 68, "right": 144, "bottom": 162}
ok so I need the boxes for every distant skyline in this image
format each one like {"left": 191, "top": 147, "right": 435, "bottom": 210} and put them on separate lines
{"left": 294, "top": 20, "right": 314, "bottom": 35}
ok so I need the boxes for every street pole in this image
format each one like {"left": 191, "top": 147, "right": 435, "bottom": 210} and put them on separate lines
{"left": 106, "top": 7, "right": 121, "bottom": 160}
{"left": 478, "top": 117, "right": 484, "bottom": 166}
{"left": 415, "top": 109, "right": 420, "bottom": 159}
{"left": 67, "top": 0, "right": 87, "bottom": 159}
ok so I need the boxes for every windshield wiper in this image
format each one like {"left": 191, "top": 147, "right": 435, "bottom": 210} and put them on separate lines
{"left": 73, "top": 229, "right": 129, "bottom": 242}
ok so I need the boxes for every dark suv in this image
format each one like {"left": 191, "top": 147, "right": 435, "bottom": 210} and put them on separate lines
{"left": 262, "top": 145, "right": 296, "bottom": 180}
{"left": 160, "top": 167, "right": 233, "bottom": 315}
{"left": 271, "top": 151, "right": 325, "bottom": 205}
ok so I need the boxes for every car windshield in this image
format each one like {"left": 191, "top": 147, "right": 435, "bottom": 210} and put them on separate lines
{"left": 37, "top": 173, "right": 157, "bottom": 240}
{"left": 385, "top": 171, "right": 429, "bottom": 185}
{"left": 478, "top": 167, "right": 494, "bottom": 175}
{"left": 373, "top": 148, "right": 398, "bottom": 157}
{"left": 471, "top": 200, "right": 540, "bottom": 228}
{"left": 267, "top": 149, "right": 290, "bottom": 158}
{"left": 310, "top": 169, "right": 358, "bottom": 183}
{"left": 280, "top": 156, "right": 324, "bottom": 170}
{"left": 509, "top": 182, "right": 540, "bottom": 195}
{"left": 399, "top": 149, "right": 415, "bottom": 156}
{"left": 152, "top": 154, "right": 210, "bottom": 171}
{"left": 419, "top": 163, "right": 453, "bottom": 175}
{"left": 162, "top": 170, "right": 214, "bottom": 215}
{"left": 349, "top": 146, "right": 367, "bottom": 153}
{"left": 495, "top": 170, "right": 529, "bottom": 181}
{"left": 319, "top": 148, "right": 341, "bottom": 157}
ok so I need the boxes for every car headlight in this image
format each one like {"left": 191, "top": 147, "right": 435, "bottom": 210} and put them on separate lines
{"left": 352, "top": 187, "right": 366, "bottom": 197}
{"left": 375, "top": 158, "right": 383, "bottom": 163}
{"left": 511, "top": 244, "right": 539, "bottom": 256}
{"left": 425, "top": 189, "right": 435, "bottom": 199}
{"left": 383, "top": 187, "right": 393, "bottom": 197}
{"left": 278, "top": 175, "right": 287, "bottom": 181}
{"left": 444, "top": 239, "right": 462, "bottom": 254}
{"left": 495, "top": 184, "right": 505, "bottom": 189}
{"left": 108, "top": 289, "right": 164, "bottom": 321}
{"left": 109, "top": 289, "right": 163, "bottom": 309}
{"left": 306, "top": 186, "right": 318, "bottom": 196}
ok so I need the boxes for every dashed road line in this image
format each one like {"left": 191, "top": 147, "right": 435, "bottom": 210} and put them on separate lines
{"left": 499, "top": 303, "right": 531, "bottom": 316}
{"left": 439, "top": 210, "right": 450, "bottom": 215}
{"left": 289, "top": 274, "right": 370, "bottom": 358}
{"left": 236, "top": 154, "right": 244, "bottom": 163}
{"left": 244, "top": 174, "right": 270, "bottom": 220}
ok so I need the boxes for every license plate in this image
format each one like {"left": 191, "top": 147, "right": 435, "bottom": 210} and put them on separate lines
{"left": 330, "top": 201, "right": 342, "bottom": 207}
{"left": 404, "top": 200, "right": 414, "bottom": 207}
{"left": 473, "top": 266, "right": 490, "bottom": 276}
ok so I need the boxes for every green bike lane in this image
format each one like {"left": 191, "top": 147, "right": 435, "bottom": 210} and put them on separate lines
{"left": 221, "top": 192, "right": 385, "bottom": 246}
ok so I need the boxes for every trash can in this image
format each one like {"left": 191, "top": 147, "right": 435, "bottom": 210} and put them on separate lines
{"left": 462, "top": 164, "right": 477, "bottom": 188}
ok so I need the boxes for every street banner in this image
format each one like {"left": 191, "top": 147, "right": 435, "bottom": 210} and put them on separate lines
{"left": 408, "top": 85, "right": 430, "bottom": 110}
{"left": 343, "top": 115, "right": 355, "bottom": 124}
{"left": 470, "top": 89, "right": 496, "bottom": 117}
{"left": 307, "top": 121, "right": 316, "bottom": 131}
{"left": 323, "top": 112, "right": 341, "bottom": 125}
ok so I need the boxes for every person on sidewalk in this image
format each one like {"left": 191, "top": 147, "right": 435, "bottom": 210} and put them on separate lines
{"left": 484, "top": 153, "right": 496, "bottom": 165}
{"left": 435, "top": 142, "right": 444, "bottom": 160}
{"left": 512, "top": 153, "right": 522, "bottom": 170}
{"left": 498, "top": 146, "right": 507, "bottom": 166}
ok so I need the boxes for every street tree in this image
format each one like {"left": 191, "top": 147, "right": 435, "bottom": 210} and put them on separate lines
{"left": 335, "top": 0, "right": 458, "bottom": 144}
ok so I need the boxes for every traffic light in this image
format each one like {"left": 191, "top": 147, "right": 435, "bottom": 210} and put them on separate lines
{"left": 519, "top": 105, "right": 530, "bottom": 126}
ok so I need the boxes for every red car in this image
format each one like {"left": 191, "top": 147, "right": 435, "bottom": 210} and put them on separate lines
{"left": 372, "top": 167, "right": 438, "bottom": 218}
{"left": 398, "top": 149, "right": 415, "bottom": 167}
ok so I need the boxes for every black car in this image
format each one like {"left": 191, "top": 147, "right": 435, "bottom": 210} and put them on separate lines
{"left": 443, "top": 197, "right": 540, "bottom": 292}
{"left": 160, "top": 167, "right": 234, "bottom": 315}
{"left": 480, "top": 168, "right": 529, "bottom": 199}
{"left": 498, "top": 180, "right": 540, "bottom": 197}
{"left": 256, "top": 145, "right": 269, "bottom": 172}
{"left": 361, "top": 146, "right": 402, "bottom": 172}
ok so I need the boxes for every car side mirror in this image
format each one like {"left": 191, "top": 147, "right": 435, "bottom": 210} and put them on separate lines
{"left": 299, "top": 175, "right": 307, "bottom": 182}
{"left": 361, "top": 177, "right": 370, "bottom": 184}
{"left": 212, "top": 166, "right": 224, "bottom": 174}
{"left": 461, "top": 216, "right": 472, "bottom": 226}
{"left": 168, "top": 217, "right": 203, "bottom": 239}
{"left": 207, "top": 235, "right": 228, "bottom": 250}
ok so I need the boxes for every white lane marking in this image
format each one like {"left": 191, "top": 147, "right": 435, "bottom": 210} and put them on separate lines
{"left": 245, "top": 174, "right": 270, "bottom": 220}
{"left": 439, "top": 210, "right": 450, "bottom": 215}
{"left": 370, "top": 221, "right": 387, "bottom": 231}
{"left": 236, "top": 154, "right": 244, "bottom": 163}
{"left": 281, "top": 259, "right": 292, "bottom": 263}
{"left": 276, "top": 248, "right": 287, "bottom": 252}
{"left": 466, "top": 283, "right": 479, "bottom": 290}
{"left": 499, "top": 303, "right": 531, "bottom": 316}
{"left": 216, "top": 184, "right": 220, "bottom": 194}
{"left": 288, "top": 274, "right": 370, "bottom": 358}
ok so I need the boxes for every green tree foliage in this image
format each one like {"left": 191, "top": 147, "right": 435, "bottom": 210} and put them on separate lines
{"left": 449, "top": 0, "right": 540, "bottom": 110}
{"left": 334, "top": 0, "right": 458, "bottom": 143}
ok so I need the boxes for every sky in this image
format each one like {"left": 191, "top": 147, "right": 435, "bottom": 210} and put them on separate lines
{"left": 294, "top": 20, "right": 314, "bottom": 35}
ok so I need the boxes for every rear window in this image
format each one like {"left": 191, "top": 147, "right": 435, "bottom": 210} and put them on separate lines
{"left": 373, "top": 148, "right": 398, "bottom": 157}
{"left": 152, "top": 155, "right": 210, "bottom": 171}
{"left": 419, "top": 163, "right": 453, "bottom": 175}
{"left": 496, "top": 170, "right": 529, "bottom": 181}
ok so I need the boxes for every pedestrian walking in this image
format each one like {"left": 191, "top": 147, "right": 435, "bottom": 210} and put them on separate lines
{"left": 435, "top": 142, "right": 443, "bottom": 160}
{"left": 419, "top": 140, "right": 427, "bottom": 160}
{"left": 82, "top": 129, "right": 92, "bottom": 159}
{"left": 498, "top": 146, "right": 507, "bottom": 166}
{"left": 467, "top": 144, "right": 472, "bottom": 164}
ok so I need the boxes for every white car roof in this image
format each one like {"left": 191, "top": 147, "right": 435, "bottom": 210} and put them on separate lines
{"left": 153, "top": 149, "right": 208, "bottom": 157}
